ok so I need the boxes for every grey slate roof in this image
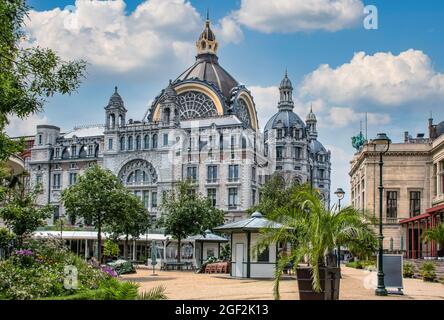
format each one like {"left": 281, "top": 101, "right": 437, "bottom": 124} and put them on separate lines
{"left": 186, "top": 230, "right": 228, "bottom": 242}
{"left": 213, "top": 212, "right": 288, "bottom": 233}
{"left": 175, "top": 53, "right": 238, "bottom": 101}
{"left": 309, "top": 139, "right": 327, "bottom": 154}
{"left": 264, "top": 110, "right": 306, "bottom": 132}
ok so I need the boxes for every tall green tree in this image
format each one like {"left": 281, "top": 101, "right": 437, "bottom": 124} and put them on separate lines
{"left": 0, "top": 183, "right": 53, "bottom": 246}
{"left": 422, "top": 224, "right": 444, "bottom": 257}
{"left": 108, "top": 190, "right": 151, "bottom": 260}
{"left": 158, "top": 180, "right": 225, "bottom": 262}
{"left": 248, "top": 175, "right": 300, "bottom": 216}
{"left": 0, "top": 0, "right": 86, "bottom": 160}
{"left": 62, "top": 165, "right": 130, "bottom": 263}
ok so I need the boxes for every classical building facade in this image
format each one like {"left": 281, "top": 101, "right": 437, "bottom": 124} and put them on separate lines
{"left": 349, "top": 118, "right": 444, "bottom": 257}
{"left": 28, "top": 19, "right": 331, "bottom": 225}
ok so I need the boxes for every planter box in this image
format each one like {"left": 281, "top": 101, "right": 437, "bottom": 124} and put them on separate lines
{"left": 296, "top": 267, "right": 340, "bottom": 300}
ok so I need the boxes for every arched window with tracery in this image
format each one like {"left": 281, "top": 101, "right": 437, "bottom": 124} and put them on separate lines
{"left": 118, "top": 159, "right": 158, "bottom": 186}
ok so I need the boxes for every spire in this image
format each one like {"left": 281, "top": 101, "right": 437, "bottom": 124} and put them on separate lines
{"left": 114, "top": 86, "right": 118, "bottom": 93}
{"left": 278, "top": 70, "right": 294, "bottom": 111}
{"left": 306, "top": 103, "right": 318, "bottom": 140}
{"left": 196, "top": 15, "right": 218, "bottom": 56}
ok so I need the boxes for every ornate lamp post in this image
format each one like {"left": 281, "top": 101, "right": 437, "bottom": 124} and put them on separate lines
{"left": 334, "top": 187, "right": 345, "bottom": 267}
{"left": 372, "top": 133, "right": 391, "bottom": 296}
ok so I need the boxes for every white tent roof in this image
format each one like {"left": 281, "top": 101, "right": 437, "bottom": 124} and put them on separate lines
{"left": 33, "top": 231, "right": 169, "bottom": 241}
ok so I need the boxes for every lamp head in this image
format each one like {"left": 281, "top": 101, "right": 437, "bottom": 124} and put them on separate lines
{"left": 334, "top": 187, "right": 345, "bottom": 200}
{"left": 371, "top": 133, "right": 391, "bottom": 153}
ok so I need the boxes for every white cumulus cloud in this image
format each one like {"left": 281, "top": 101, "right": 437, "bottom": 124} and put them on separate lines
{"left": 299, "top": 49, "right": 444, "bottom": 106}
{"left": 232, "top": 0, "right": 364, "bottom": 33}
{"left": 24, "top": 0, "right": 203, "bottom": 73}
{"left": 6, "top": 114, "right": 48, "bottom": 137}
{"left": 328, "top": 107, "right": 390, "bottom": 128}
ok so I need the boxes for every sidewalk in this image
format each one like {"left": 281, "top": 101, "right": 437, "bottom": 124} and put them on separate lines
{"left": 122, "top": 266, "right": 444, "bottom": 300}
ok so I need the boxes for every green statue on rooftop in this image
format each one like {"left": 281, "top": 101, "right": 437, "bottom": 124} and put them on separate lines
{"left": 352, "top": 131, "right": 366, "bottom": 151}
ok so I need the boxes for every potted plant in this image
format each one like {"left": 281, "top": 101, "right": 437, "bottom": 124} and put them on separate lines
{"left": 259, "top": 184, "right": 376, "bottom": 300}
{"left": 422, "top": 224, "right": 444, "bottom": 257}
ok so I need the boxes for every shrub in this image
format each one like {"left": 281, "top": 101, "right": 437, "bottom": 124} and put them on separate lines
{"left": 0, "top": 236, "right": 109, "bottom": 299}
{"left": 403, "top": 262, "right": 415, "bottom": 278}
{"left": 345, "top": 260, "right": 376, "bottom": 270}
{"left": 420, "top": 262, "right": 436, "bottom": 282}
{"left": 107, "top": 260, "right": 136, "bottom": 275}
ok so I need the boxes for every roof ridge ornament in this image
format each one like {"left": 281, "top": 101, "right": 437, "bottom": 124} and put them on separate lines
{"left": 196, "top": 15, "right": 218, "bottom": 56}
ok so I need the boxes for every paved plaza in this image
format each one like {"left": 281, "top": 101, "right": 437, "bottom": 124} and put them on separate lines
{"left": 122, "top": 266, "right": 444, "bottom": 300}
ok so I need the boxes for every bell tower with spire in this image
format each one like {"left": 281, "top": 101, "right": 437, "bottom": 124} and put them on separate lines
{"left": 278, "top": 70, "right": 294, "bottom": 111}
{"left": 196, "top": 11, "right": 218, "bottom": 56}
{"left": 306, "top": 104, "right": 318, "bottom": 141}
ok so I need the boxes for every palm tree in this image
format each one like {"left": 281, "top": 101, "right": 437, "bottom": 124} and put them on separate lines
{"left": 258, "top": 184, "right": 376, "bottom": 299}
{"left": 422, "top": 224, "right": 444, "bottom": 257}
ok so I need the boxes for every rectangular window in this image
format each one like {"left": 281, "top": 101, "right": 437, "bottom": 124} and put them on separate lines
{"left": 277, "top": 129, "right": 282, "bottom": 139}
{"left": 228, "top": 165, "right": 239, "bottom": 182}
{"left": 53, "top": 173, "right": 61, "bottom": 189}
{"left": 38, "top": 134, "right": 43, "bottom": 146}
{"left": 276, "top": 146, "right": 283, "bottom": 160}
{"left": 409, "top": 191, "right": 421, "bottom": 217}
{"left": 88, "top": 145, "right": 93, "bottom": 156}
{"left": 163, "top": 133, "right": 168, "bottom": 146}
{"left": 152, "top": 192, "right": 157, "bottom": 208}
{"left": 207, "top": 188, "right": 217, "bottom": 207}
{"left": 69, "top": 173, "right": 77, "bottom": 186}
{"left": 207, "top": 165, "right": 218, "bottom": 182}
{"left": 228, "top": 188, "right": 238, "bottom": 207}
{"left": 257, "top": 247, "right": 269, "bottom": 262}
{"left": 108, "top": 138, "right": 113, "bottom": 150}
{"left": 386, "top": 191, "right": 398, "bottom": 220}
{"left": 252, "top": 189, "right": 256, "bottom": 205}
{"left": 55, "top": 148, "right": 60, "bottom": 159}
{"left": 71, "top": 145, "right": 77, "bottom": 158}
{"left": 251, "top": 166, "right": 256, "bottom": 182}
{"left": 319, "top": 169, "right": 324, "bottom": 179}
{"left": 143, "top": 191, "right": 149, "bottom": 209}
{"left": 36, "top": 174, "right": 42, "bottom": 186}
{"left": 186, "top": 166, "right": 197, "bottom": 182}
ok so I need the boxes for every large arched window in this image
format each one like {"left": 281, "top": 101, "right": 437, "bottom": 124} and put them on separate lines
{"left": 119, "top": 159, "right": 158, "bottom": 186}
{"left": 152, "top": 134, "right": 158, "bottom": 149}
{"left": 144, "top": 135, "right": 149, "bottom": 149}
{"left": 128, "top": 136, "right": 133, "bottom": 150}
{"left": 177, "top": 91, "right": 217, "bottom": 120}
{"left": 136, "top": 135, "right": 141, "bottom": 150}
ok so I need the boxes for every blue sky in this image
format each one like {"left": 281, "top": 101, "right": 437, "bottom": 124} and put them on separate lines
{"left": 11, "top": 0, "right": 444, "bottom": 204}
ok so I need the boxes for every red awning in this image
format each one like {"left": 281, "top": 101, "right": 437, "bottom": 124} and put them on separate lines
{"left": 426, "top": 203, "right": 444, "bottom": 214}
{"left": 399, "top": 213, "right": 431, "bottom": 224}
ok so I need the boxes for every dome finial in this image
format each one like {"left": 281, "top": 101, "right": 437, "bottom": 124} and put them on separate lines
{"left": 114, "top": 86, "right": 118, "bottom": 93}
{"left": 196, "top": 13, "right": 218, "bottom": 56}
{"left": 310, "top": 103, "right": 313, "bottom": 113}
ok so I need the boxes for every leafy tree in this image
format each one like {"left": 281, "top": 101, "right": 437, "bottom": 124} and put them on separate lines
{"left": 108, "top": 190, "right": 151, "bottom": 260}
{"left": 258, "top": 184, "right": 376, "bottom": 299}
{"left": 158, "top": 180, "right": 225, "bottom": 262}
{"left": 248, "top": 175, "right": 300, "bottom": 216}
{"left": 0, "top": 184, "right": 53, "bottom": 246}
{"left": 103, "top": 239, "right": 120, "bottom": 261}
{"left": 422, "top": 224, "right": 444, "bottom": 257}
{"left": 62, "top": 165, "right": 130, "bottom": 263}
{"left": 0, "top": 0, "right": 86, "bottom": 160}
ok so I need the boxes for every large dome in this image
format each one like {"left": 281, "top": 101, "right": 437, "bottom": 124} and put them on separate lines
{"left": 175, "top": 53, "right": 238, "bottom": 102}
{"left": 264, "top": 110, "right": 305, "bottom": 132}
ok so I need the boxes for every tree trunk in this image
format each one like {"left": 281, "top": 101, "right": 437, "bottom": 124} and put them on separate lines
{"left": 97, "top": 214, "right": 102, "bottom": 264}
{"left": 124, "top": 234, "right": 129, "bottom": 260}
{"left": 177, "top": 236, "right": 181, "bottom": 263}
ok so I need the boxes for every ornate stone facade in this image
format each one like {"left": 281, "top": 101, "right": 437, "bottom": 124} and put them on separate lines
{"left": 28, "top": 19, "right": 331, "bottom": 225}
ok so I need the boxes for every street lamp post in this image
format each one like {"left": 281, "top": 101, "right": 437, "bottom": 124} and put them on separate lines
{"left": 334, "top": 187, "right": 345, "bottom": 267}
{"left": 372, "top": 133, "right": 391, "bottom": 296}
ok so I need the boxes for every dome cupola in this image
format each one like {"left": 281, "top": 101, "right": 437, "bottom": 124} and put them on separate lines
{"left": 278, "top": 70, "right": 294, "bottom": 111}
{"left": 196, "top": 12, "right": 218, "bottom": 56}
